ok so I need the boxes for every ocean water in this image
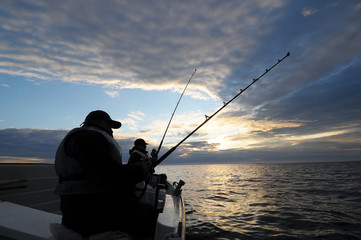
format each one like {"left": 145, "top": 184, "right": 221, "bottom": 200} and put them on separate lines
{"left": 156, "top": 161, "right": 361, "bottom": 240}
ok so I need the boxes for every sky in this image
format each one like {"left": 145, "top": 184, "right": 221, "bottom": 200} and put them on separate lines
{"left": 0, "top": 0, "right": 361, "bottom": 165}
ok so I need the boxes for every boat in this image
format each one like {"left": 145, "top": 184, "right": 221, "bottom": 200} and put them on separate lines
{"left": 0, "top": 163, "right": 186, "bottom": 240}
{"left": 0, "top": 53, "right": 290, "bottom": 240}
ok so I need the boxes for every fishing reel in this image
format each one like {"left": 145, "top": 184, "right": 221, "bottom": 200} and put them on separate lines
{"left": 173, "top": 180, "right": 185, "bottom": 196}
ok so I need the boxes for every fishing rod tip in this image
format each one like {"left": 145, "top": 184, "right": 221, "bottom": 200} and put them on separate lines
{"left": 287, "top": 52, "right": 290, "bottom": 56}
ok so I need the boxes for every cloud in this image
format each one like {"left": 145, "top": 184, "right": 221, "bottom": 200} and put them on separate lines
{"left": 115, "top": 111, "right": 147, "bottom": 134}
{"left": 0, "top": 0, "right": 290, "bottom": 102}
{"left": 302, "top": 7, "right": 319, "bottom": 17}
{"left": 0, "top": 128, "right": 135, "bottom": 163}
{"left": 252, "top": 57, "right": 361, "bottom": 131}
{"left": 1, "top": 1, "right": 360, "bottom": 163}
{"left": 104, "top": 90, "right": 119, "bottom": 98}
{"left": 0, "top": 156, "right": 54, "bottom": 164}
{"left": 2, "top": 1, "right": 358, "bottom": 108}
{"left": 0, "top": 128, "right": 67, "bottom": 159}
{"left": 127, "top": 111, "right": 146, "bottom": 121}
{"left": 160, "top": 139, "right": 361, "bottom": 164}
{"left": 1, "top": 125, "right": 360, "bottom": 165}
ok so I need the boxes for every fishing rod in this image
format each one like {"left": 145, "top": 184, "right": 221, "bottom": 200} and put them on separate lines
{"left": 154, "top": 52, "right": 290, "bottom": 167}
{"left": 157, "top": 69, "right": 197, "bottom": 154}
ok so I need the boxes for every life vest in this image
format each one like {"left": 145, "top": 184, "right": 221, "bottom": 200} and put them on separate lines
{"left": 130, "top": 149, "right": 149, "bottom": 161}
{"left": 129, "top": 149, "right": 150, "bottom": 192}
{"left": 54, "top": 126, "right": 122, "bottom": 195}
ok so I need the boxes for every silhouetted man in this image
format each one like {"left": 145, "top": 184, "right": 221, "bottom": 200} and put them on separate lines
{"left": 54, "top": 110, "right": 154, "bottom": 237}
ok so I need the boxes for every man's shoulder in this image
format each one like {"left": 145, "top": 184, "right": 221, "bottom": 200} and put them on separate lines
{"left": 68, "top": 127, "right": 107, "bottom": 142}
{"left": 130, "top": 149, "right": 142, "bottom": 156}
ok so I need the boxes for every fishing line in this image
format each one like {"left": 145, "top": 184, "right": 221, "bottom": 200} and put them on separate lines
{"left": 157, "top": 69, "right": 197, "bottom": 154}
{"left": 154, "top": 52, "right": 290, "bottom": 167}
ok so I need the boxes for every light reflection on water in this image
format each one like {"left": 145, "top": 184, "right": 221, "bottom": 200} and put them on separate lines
{"left": 156, "top": 162, "right": 361, "bottom": 239}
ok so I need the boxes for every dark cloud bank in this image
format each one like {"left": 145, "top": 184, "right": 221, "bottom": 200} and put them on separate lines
{"left": 1, "top": 128, "right": 359, "bottom": 164}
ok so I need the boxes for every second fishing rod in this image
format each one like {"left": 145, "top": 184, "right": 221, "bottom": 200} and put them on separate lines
{"left": 157, "top": 69, "right": 197, "bottom": 154}
{"left": 154, "top": 52, "right": 290, "bottom": 167}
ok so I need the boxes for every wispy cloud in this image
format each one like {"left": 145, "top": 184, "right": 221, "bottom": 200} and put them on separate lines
{"left": 0, "top": 0, "right": 289, "bottom": 101}
{"left": 302, "top": 7, "right": 319, "bottom": 17}
{"left": 127, "top": 111, "right": 146, "bottom": 121}
{"left": 104, "top": 90, "right": 119, "bottom": 98}
{"left": 0, "top": 156, "right": 54, "bottom": 164}
{"left": 115, "top": 111, "right": 147, "bottom": 135}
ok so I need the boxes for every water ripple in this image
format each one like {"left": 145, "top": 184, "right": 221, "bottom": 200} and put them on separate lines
{"left": 157, "top": 162, "right": 361, "bottom": 239}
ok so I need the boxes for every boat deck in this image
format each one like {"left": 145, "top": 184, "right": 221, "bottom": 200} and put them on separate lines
{"left": 0, "top": 163, "right": 60, "bottom": 214}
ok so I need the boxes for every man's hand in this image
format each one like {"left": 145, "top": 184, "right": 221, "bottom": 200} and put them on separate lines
{"left": 151, "top": 149, "right": 158, "bottom": 160}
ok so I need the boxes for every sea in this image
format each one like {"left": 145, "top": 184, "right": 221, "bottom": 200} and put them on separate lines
{"left": 156, "top": 161, "right": 361, "bottom": 240}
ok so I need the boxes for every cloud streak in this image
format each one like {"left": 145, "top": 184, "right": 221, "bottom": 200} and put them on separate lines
{"left": 0, "top": 0, "right": 290, "bottom": 99}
